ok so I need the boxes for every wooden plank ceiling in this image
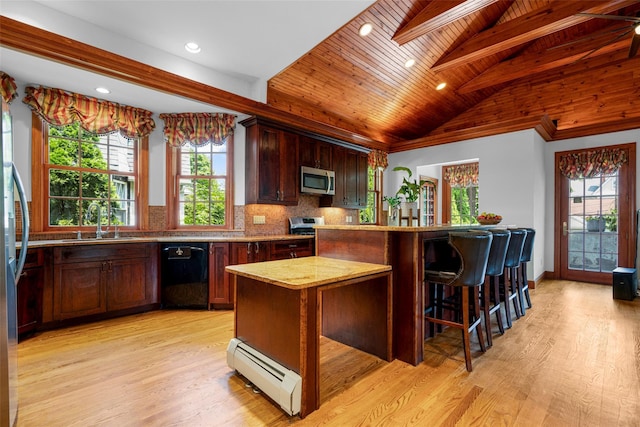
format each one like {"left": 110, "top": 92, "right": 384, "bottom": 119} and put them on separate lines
{"left": 267, "top": 0, "right": 640, "bottom": 152}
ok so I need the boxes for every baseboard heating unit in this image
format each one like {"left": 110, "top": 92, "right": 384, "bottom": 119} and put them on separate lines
{"left": 227, "top": 338, "right": 302, "bottom": 416}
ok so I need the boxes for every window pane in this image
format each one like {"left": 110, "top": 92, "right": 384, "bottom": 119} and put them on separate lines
{"left": 49, "top": 169, "right": 80, "bottom": 197}
{"left": 81, "top": 172, "right": 110, "bottom": 198}
{"left": 194, "top": 179, "right": 211, "bottom": 202}
{"left": 50, "top": 198, "right": 79, "bottom": 226}
{"left": 108, "top": 144, "right": 134, "bottom": 173}
{"left": 81, "top": 141, "right": 108, "bottom": 170}
{"left": 193, "top": 153, "right": 213, "bottom": 175}
{"left": 210, "top": 153, "right": 226, "bottom": 174}
{"left": 112, "top": 200, "right": 136, "bottom": 226}
{"left": 179, "top": 178, "right": 194, "bottom": 201}
{"left": 211, "top": 179, "right": 225, "bottom": 202}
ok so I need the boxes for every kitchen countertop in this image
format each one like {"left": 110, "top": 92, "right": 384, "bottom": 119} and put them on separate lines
{"left": 22, "top": 234, "right": 314, "bottom": 249}
{"left": 314, "top": 224, "right": 507, "bottom": 232}
{"left": 226, "top": 256, "right": 392, "bottom": 290}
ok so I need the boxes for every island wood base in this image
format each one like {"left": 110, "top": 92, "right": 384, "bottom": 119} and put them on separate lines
{"left": 231, "top": 264, "right": 392, "bottom": 418}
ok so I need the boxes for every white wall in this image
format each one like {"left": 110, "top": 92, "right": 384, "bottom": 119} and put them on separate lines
{"left": 388, "top": 127, "right": 640, "bottom": 282}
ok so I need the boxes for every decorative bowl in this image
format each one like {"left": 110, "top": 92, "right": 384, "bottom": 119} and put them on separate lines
{"left": 477, "top": 218, "right": 502, "bottom": 225}
{"left": 477, "top": 213, "right": 502, "bottom": 225}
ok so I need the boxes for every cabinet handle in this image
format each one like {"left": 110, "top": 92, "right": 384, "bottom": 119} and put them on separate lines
{"left": 276, "top": 190, "right": 280, "bottom": 200}
{"left": 254, "top": 242, "right": 260, "bottom": 254}
{"left": 102, "top": 261, "right": 108, "bottom": 271}
{"left": 247, "top": 243, "right": 252, "bottom": 254}
{"left": 108, "top": 260, "right": 113, "bottom": 272}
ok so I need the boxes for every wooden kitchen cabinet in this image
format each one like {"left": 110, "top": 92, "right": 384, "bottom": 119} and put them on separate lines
{"left": 270, "top": 239, "right": 314, "bottom": 260}
{"left": 320, "top": 145, "right": 368, "bottom": 209}
{"left": 230, "top": 241, "right": 270, "bottom": 265}
{"left": 53, "top": 243, "right": 158, "bottom": 321}
{"left": 208, "top": 242, "right": 231, "bottom": 309}
{"left": 299, "top": 135, "right": 332, "bottom": 170}
{"left": 17, "top": 248, "right": 44, "bottom": 339}
{"left": 242, "top": 117, "right": 299, "bottom": 205}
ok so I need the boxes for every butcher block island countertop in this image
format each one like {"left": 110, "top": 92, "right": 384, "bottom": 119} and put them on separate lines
{"left": 225, "top": 255, "right": 391, "bottom": 289}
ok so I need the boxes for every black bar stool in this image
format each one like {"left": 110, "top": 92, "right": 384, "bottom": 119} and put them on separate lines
{"left": 517, "top": 228, "right": 535, "bottom": 316}
{"left": 482, "top": 229, "right": 510, "bottom": 347}
{"left": 424, "top": 230, "right": 492, "bottom": 372}
{"left": 501, "top": 228, "right": 526, "bottom": 328}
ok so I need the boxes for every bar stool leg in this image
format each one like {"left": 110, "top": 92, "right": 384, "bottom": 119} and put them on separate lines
{"left": 492, "top": 275, "right": 505, "bottom": 335}
{"left": 482, "top": 278, "right": 493, "bottom": 347}
{"left": 461, "top": 288, "right": 473, "bottom": 372}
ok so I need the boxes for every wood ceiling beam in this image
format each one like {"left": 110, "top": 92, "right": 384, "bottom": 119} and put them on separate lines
{"left": 389, "top": 115, "right": 556, "bottom": 152}
{"left": 431, "top": 0, "right": 639, "bottom": 72}
{"left": 392, "top": 0, "right": 499, "bottom": 46}
{"left": 458, "top": 23, "right": 632, "bottom": 93}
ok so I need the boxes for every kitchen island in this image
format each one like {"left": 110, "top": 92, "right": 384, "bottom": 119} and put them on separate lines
{"left": 314, "top": 224, "right": 488, "bottom": 366}
{"left": 226, "top": 256, "right": 392, "bottom": 418}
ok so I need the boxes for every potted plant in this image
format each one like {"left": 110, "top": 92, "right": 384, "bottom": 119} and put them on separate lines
{"left": 383, "top": 195, "right": 402, "bottom": 226}
{"left": 586, "top": 215, "right": 605, "bottom": 232}
{"left": 391, "top": 166, "right": 425, "bottom": 225}
{"left": 392, "top": 166, "right": 424, "bottom": 204}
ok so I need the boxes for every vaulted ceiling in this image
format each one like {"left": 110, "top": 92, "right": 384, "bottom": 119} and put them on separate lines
{"left": 268, "top": 0, "right": 640, "bottom": 151}
{"left": 2, "top": 1, "right": 640, "bottom": 153}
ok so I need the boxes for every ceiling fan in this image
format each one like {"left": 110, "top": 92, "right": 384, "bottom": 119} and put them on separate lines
{"left": 578, "top": 12, "right": 640, "bottom": 59}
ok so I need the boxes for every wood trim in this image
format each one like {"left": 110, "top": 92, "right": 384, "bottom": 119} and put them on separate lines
{"left": 138, "top": 136, "right": 149, "bottom": 230}
{"left": 164, "top": 136, "right": 234, "bottom": 231}
{"left": 554, "top": 142, "right": 636, "bottom": 283}
{"left": 30, "top": 112, "right": 45, "bottom": 232}
{"left": 0, "top": 16, "right": 385, "bottom": 151}
{"left": 31, "top": 115, "right": 149, "bottom": 232}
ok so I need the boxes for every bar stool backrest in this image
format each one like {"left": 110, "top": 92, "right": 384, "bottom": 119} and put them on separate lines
{"left": 486, "top": 229, "right": 511, "bottom": 276}
{"left": 519, "top": 228, "right": 536, "bottom": 263}
{"left": 504, "top": 229, "right": 526, "bottom": 268}
{"left": 448, "top": 231, "right": 493, "bottom": 287}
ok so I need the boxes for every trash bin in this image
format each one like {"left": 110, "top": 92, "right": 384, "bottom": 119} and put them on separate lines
{"left": 612, "top": 267, "right": 637, "bottom": 301}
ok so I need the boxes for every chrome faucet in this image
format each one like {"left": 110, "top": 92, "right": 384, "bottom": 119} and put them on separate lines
{"left": 87, "top": 202, "right": 109, "bottom": 239}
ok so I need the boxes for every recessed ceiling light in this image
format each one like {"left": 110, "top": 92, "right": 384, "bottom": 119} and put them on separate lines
{"left": 404, "top": 58, "right": 416, "bottom": 68}
{"left": 185, "top": 42, "right": 201, "bottom": 53}
{"left": 359, "top": 23, "right": 373, "bottom": 37}
{"left": 436, "top": 82, "right": 447, "bottom": 91}
{"left": 635, "top": 24, "right": 640, "bottom": 35}
{"left": 95, "top": 87, "right": 110, "bottom": 94}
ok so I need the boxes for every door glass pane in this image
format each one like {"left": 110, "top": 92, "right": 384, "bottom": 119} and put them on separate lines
{"left": 567, "top": 172, "right": 619, "bottom": 273}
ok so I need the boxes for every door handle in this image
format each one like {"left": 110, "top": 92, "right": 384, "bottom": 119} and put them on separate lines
{"left": 563, "top": 221, "right": 568, "bottom": 236}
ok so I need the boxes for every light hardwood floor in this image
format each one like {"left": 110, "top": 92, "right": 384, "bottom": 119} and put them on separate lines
{"left": 16, "top": 280, "right": 640, "bottom": 426}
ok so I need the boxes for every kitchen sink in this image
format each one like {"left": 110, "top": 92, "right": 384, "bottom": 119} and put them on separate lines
{"left": 60, "top": 237, "right": 138, "bottom": 242}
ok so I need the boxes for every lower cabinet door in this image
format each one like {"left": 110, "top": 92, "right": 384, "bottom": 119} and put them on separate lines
{"left": 107, "top": 257, "right": 154, "bottom": 311}
{"left": 54, "top": 261, "right": 107, "bottom": 320}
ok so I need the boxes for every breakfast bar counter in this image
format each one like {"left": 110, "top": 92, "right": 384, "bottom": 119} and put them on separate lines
{"left": 226, "top": 256, "right": 392, "bottom": 418}
{"left": 314, "top": 224, "right": 488, "bottom": 366}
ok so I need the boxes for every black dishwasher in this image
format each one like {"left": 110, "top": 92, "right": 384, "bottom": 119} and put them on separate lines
{"left": 161, "top": 243, "right": 208, "bottom": 309}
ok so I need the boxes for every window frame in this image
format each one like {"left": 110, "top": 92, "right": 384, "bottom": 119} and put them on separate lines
{"left": 30, "top": 113, "right": 149, "bottom": 233}
{"left": 165, "top": 134, "right": 234, "bottom": 230}
{"left": 441, "top": 162, "right": 479, "bottom": 225}
{"left": 360, "top": 166, "right": 382, "bottom": 224}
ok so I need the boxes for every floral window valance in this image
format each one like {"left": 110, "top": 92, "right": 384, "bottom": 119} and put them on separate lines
{"left": 368, "top": 149, "right": 388, "bottom": 170}
{"left": 0, "top": 71, "right": 18, "bottom": 104}
{"left": 23, "top": 86, "right": 155, "bottom": 139}
{"left": 159, "top": 113, "right": 236, "bottom": 147}
{"left": 558, "top": 147, "right": 628, "bottom": 179}
{"left": 443, "top": 162, "right": 479, "bottom": 188}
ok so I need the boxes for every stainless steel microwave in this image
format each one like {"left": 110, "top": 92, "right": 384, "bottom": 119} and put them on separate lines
{"left": 300, "top": 166, "right": 335, "bottom": 195}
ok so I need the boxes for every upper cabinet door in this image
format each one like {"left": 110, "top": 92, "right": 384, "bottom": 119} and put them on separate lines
{"left": 243, "top": 119, "right": 299, "bottom": 206}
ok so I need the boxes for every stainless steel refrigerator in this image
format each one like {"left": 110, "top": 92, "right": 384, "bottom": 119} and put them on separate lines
{"left": 1, "top": 98, "right": 29, "bottom": 426}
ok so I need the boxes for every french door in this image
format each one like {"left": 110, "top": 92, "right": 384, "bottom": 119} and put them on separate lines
{"left": 556, "top": 144, "right": 636, "bottom": 284}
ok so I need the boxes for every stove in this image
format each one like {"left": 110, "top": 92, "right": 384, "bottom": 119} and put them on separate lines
{"left": 289, "top": 217, "right": 325, "bottom": 235}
